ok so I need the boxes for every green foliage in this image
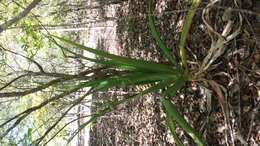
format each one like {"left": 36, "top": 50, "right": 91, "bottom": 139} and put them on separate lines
{"left": 19, "top": 19, "right": 44, "bottom": 56}
{"left": 18, "top": 128, "right": 34, "bottom": 146}
{"left": 0, "top": 1, "right": 22, "bottom": 23}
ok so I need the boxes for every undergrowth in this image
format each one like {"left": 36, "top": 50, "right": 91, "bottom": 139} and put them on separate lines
{"left": 52, "top": 0, "right": 205, "bottom": 145}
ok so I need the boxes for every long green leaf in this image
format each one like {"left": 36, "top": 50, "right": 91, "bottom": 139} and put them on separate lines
{"left": 165, "top": 113, "right": 184, "bottom": 146}
{"left": 80, "top": 72, "right": 180, "bottom": 91}
{"left": 69, "top": 49, "right": 178, "bottom": 73}
{"left": 148, "top": 0, "right": 176, "bottom": 65}
{"left": 61, "top": 47, "right": 139, "bottom": 71}
{"left": 53, "top": 35, "right": 177, "bottom": 73}
{"left": 179, "top": 0, "right": 201, "bottom": 71}
{"left": 161, "top": 77, "right": 185, "bottom": 146}
{"left": 161, "top": 96, "right": 205, "bottom": 146}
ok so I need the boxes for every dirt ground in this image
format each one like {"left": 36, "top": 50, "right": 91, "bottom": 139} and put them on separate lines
{"left": 88, "top": 0, "right": 260, "bottom": 145}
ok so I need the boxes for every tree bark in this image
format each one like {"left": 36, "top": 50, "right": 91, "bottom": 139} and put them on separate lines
{"left": 0, "top": 0, "right": 42, "bottom": 33}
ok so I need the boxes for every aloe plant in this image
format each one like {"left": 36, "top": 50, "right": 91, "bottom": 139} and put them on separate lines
{"left": 51, "top": 0, "right": 204, "bottom": 145}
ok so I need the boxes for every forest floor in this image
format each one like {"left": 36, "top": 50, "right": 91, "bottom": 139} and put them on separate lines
{"left": 85, "top": 0, "right": 260, "bottom": 145}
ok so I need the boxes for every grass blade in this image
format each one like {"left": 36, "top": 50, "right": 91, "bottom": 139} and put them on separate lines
{"left": 80, "top": 71, "right": 181, "bottom": 91}
{"left": 53, "top": 35, "right": 178, "bottom": 73}
{"left": 148, "top": 0, "right": 177, "bottom": 65}
{"left": 178, "top": 0, "right": 201, "bottom": 71}
{"left": 165, "top": 112, "right": 184, "bottom": 146}
{"left": 161, "top": 77, "right": 185, "bottom": 146}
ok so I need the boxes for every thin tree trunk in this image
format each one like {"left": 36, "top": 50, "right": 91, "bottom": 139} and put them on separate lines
{"left": 76, "top": 42, "right": 85, "bottom": 146}
{"left": 77, "top": 104, "right": 85, "bottom": 146}
{"left": 0, "top": 0, "right": 42, "bottom": 33}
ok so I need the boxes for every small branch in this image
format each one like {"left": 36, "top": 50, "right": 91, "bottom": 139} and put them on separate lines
{"left": 0, "top": 45, "right": 44, "bottom": 72}
{"left": 0, "top": 74, "right": 27, "bottom": 91}
{"left": 0, "top": 86, "right": 84, "bottom": 138}
{"left": 0, "top": 68, "right": 103, "bottom": 98}
{"left": 34, "top": 91, "right": 91, "bottom": 145}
